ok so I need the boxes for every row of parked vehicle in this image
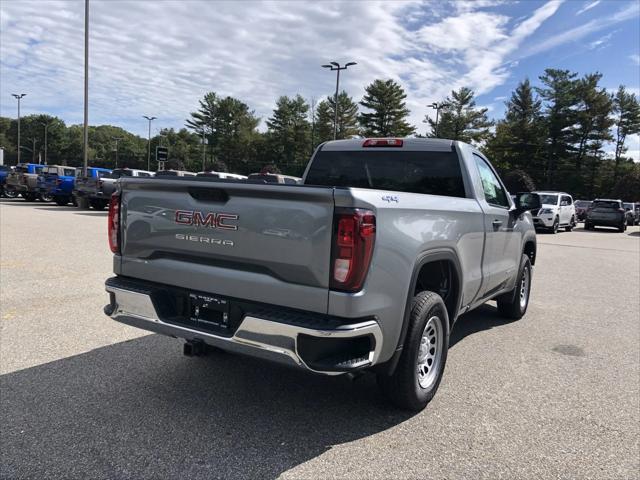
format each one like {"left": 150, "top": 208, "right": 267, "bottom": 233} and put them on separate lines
{"left": 522, "top": 190, "right": 639, "bottom": 233}
{"left": 0, "top": 163, "right": 301, "bottom": 209}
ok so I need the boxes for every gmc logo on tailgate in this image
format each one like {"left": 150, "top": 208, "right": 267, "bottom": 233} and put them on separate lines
{"left": 175, "top": 210, "right": 239, "bottom": 230}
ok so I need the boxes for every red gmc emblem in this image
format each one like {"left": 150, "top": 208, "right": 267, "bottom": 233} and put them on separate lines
{"left": 175, "top": 210, "right": 239, "bottom": 230}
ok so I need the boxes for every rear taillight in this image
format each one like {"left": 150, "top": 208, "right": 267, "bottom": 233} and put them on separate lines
{"left": 108, "top": 192, "right": 121, "bottom": 254}
{"left": 330, "top": 209, "right": 376, "bottom": 292}
{"left": 363, "top": 138, "right": 403, "bottom": 147}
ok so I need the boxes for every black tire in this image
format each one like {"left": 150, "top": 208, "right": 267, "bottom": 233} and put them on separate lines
{"left": 377, "top": 291, "right": 449, "bottom": 411}
{"left": 4, "top": 187, "right": 18, "bottom": 199}
{"left": 496, "top": 254, "right": 532, "bottom": 320}
{"left": 23, "top": 192, "right": 37, "bottom": 202}
{"left": 54, "top": 196, "right": 69, "bottom": 206}
{"left": 551, "top": 217, "right": 559, "bottom": 234}
{"left": 39, "top": 192, "right": 53, "bottom": 202}
{"left": 565, "top": 216, "right": 575, "bottom": 232}
{"left": 90, "top": 199, "right": 107, "bottom": 210}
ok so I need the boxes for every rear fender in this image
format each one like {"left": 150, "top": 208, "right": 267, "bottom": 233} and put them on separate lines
{"left": 376, "top": 248, "right": 462, "bottom": 376}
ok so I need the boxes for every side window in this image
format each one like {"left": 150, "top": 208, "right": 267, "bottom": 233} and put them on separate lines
{"left": 64, "top": 169, "right": 76, "bottom": 176}
{"left": 473, "top": 154, "right": 509, "bottom": 208}
{"left": 561, "top": 195, "right": 572, "bottom": 206}
{"left": 136, "top": 172, "right": 151, "bottom": 177}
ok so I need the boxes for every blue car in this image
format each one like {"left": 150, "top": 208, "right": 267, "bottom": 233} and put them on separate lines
{"left": 39, "top": 165, "right": 79, "bottom": 205}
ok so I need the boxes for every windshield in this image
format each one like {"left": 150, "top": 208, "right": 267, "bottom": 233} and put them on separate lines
{"left": 539, "top": 194, "right": 558, "bottom": 205}
{"left": 108, "top": 169, "right": 132, "bottom": 179}
{"left": 305, "top": 150, "right": 466, "bottom": 197}
{"left": 623, "top": 203, "right": 633, "bottom": 209}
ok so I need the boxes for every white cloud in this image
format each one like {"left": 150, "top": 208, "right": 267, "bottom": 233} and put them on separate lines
{"left": 588, "top": 32, "right": 614, "bottom": 50}
{"left": 0, "top": 0, "right": 562, "bottom": 137}
{"left": 630, "top": 54, "right": 640, "bottom": 66}
{"left": 576, "top": 0, "right": 600, "bottom": 15}
{"left": 522, "top": 3, "right": 639, "bottom": 57}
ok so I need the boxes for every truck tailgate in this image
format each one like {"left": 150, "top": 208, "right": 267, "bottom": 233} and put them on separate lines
{"left": 118, "top": 178, "right": 335, "bottom": 313}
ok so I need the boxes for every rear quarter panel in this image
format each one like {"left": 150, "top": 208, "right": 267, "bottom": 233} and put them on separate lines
{"left": 330, "top": 187, "right": 485, "bottom": 363}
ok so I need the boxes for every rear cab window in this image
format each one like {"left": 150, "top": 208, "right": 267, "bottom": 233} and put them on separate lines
{"left": 593, "top": 201, "right": 621, "bottom": 210}
{"left": 304, "top": 150, "right": 466, "bottom": 198}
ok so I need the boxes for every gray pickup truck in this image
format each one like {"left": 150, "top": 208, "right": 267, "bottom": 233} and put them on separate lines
{"left": 104, "top": 138, "right": 540, "bottom": 410}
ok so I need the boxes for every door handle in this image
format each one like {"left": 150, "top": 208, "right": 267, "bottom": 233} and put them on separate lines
{"left": 492, "top": 220, "right": 503, "bottom": 229}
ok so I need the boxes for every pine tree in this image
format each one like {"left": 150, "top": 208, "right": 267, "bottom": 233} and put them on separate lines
{"left": 265, "top": 95, "right": 311, "bottom": 174}
{"left": 612, "top": 86, "right": 640, "bottom": 182}
{"left": 535, "top": 69, "right": 579, "bottom": 188}
{"left": 315, "top": 91, "right": 359, "bottom": 144}
{"left": 358, "top": 79, "right": 415, "bottom": 137}
{"left": 427, "top": 87, "right": 493, "bottom": 144}
{"left": 485, "top": 79, "right": 545, "bottom": 183}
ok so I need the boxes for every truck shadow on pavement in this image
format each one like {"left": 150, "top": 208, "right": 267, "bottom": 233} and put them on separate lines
{"left": 1, "top": 335, "right": 412, "bottom": 479}
{"left": 1, "top": 306, "right": 508, "bottom": 479}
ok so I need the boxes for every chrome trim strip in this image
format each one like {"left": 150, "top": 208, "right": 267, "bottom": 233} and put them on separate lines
{"left": 106, "top": 285, "right": 383, "bottom": 375}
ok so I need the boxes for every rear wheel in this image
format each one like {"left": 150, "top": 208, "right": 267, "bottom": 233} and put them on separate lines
{"left": 565, "top": 216, "right": 575, "bottom": 232}
{"left": 40, "top": 192, "right": 53, "bottom": 202}
{"left": 54, "top": 196, "right": 70, "bottom": 206}
{"left": 496, "top": 254, "right": 532, "bottom": 320}
{"left": 377, "top": 291, "right": 449, "bottom": 411}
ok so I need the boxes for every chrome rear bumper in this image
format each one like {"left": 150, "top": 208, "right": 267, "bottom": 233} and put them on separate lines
{"left": 105, "top": 281, "right": 383, "bottom": 375}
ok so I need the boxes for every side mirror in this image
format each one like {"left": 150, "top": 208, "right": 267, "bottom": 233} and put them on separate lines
{"left": 514, "top": 192, "right": 541, "bottom": 215}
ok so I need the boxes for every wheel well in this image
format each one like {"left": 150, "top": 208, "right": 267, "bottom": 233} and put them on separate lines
{"left": 414, "top": 260, "right": 459, "bottom": 321}
{"left": 524, "top": 241, "right": 536, "bottom": 265}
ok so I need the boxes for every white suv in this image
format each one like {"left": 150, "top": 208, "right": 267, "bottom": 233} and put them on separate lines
{"left": 531, "top": 191, "right": 576, "bottom": 233}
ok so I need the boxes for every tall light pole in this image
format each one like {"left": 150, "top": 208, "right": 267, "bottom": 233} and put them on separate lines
{"left": 83, "top": 0, "right": 89, "bottom": 176}
{"left": 322, "top": 62, "right": 356, "bottom": 140}
{"left": 112, "top": 137, "right": 122, "bottom": 168}
{"left": 143, "top": 115, "right": 156, "bottom": 171}
{"left": 30, "top": 138, "right": 38, "bottom": 163}
{"left": 430, "top": 102, "right": 447, "bottom": 138}
{"left": 11, "top": 93, "right": 26, "bottom": 163}
{"left": 40, "top": 121, "right": 52, "bottom": 165}
{"left": 201, "top": 129, "right": 206, "bottom": 171}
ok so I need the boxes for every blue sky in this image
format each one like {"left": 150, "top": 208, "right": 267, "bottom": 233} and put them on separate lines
{"left": 1, "top": 0, "right": 639, "bottom": 157}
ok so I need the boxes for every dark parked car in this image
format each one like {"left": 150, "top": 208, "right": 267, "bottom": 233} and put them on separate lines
{"left": 585, "top": 199, "right": 627, "bottom": 232}
{"left": 574, "top": 200, "right": 592, "bottom": 222}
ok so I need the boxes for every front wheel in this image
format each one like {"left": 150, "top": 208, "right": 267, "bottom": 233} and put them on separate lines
{"left": 496, "top": 254, "right": 532, "bottom": 320}
{"left": 551, "top": 217, "right": 559, "bottom": 234}
{"left": 4, "top": 187, "right": 18, "bottom": 199}
{"left": 40, "top": 192, "right": 53, "bottom": 202}
{"left": 377, "top": 291, "right": 449, "bottom": 411}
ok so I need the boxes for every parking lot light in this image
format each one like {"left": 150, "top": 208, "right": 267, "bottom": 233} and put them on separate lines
{"left": 11, "top": 93, "right": 26, "bottom": 164}
{"left": 322, "top": 62, "right": 357, "bottom": 140}
{"left": 143, "top": 115, "right": 157, "bottom": 171}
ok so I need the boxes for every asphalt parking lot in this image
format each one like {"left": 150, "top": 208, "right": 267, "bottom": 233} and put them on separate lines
{"left": 1, "top": 198, "right": 639, "bottom": 480}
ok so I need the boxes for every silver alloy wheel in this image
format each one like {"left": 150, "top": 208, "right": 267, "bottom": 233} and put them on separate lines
{"left": 416, "top": 315, "right": 444, "bottom": 389}
{"left": 40, "top": 193, "right": 53, "bottom": 202}
{"left": 519, "top": 265, "right": 530, "bottom": 309}
{"left": 4, "top": 188, "right": 18, "bottom": 198}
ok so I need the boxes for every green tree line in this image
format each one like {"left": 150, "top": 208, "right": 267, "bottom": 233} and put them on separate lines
{"left": 1, "top": 69, "right": 638, "bottom": 198}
